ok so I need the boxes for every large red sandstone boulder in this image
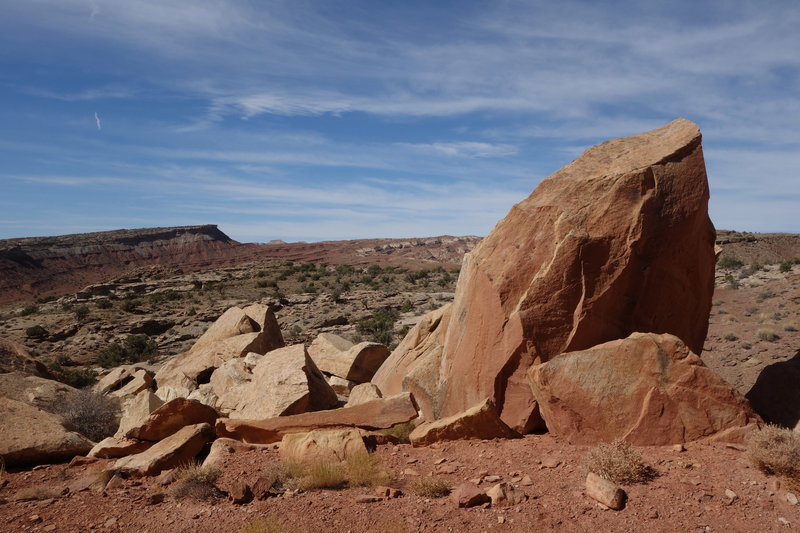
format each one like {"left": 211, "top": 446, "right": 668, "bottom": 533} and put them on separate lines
{"left": 112, "top": 422, "right": 214, "bottom": 476}
{"left": 527, "top": 332, "right": 757, "bottom": 445}
{"left": 377, "top": 119, "right": 716, "bottom": 433}
{"left": 408, "top": 398, "right": 518, "bottom": 447}
{"left": 125, "top": 397, "right": 218, "bottom": 441}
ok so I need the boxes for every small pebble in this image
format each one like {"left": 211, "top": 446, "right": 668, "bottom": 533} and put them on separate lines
{"left": 786, "top": 492, "right": 798, "bottom": 505}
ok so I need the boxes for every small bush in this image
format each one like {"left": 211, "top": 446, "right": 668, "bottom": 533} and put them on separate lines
{"left": 756, "top": 289, "right": 776, "bottom": 302}
{"left": 779, "top": 261, "right": 793, "bottom": 273}
{"left": 748, "top": 424, "right": 800, "bottom": 490}
{"left": 346, "top": 451, "right": 391, "bottom": 488}
{"left": 19, "top": 304, "right": 39, "bottom": 316}
{"left": 25, "top": 325, "right": 47, "bottom": 338}
{"left": 582, "top": 439, "right": 655, "bottom": 485}
{"left": 757, "top": 328, "right": 780, "bottom": 342}
{"left": 48, "top": 363, "right": 97, "bottom": 388}
{"left": 723, "top": 274, "right": 739, "bottom": 289}
{"left": 120, "top": 299, "right": 139, "bottom": 313}
{"left": 329, "top": 289, "right": 342, "bottom": 303}
{"left": 784, "top": 324, "right": 798, "bottom": 332}
{"left": 37, "top": 295, "right": 57, "bottom": 304}
{"left": 408, "top": 476, "right": 452, "bottom": 498}
{"left": 356, "top": 308, "right": 398, "bottom": 346}
{"left": 97, "top": 334, "right": 158, "bottom": 367}
{"left": 95, "top": 299, "right": 112, "bottom": 309}
{"left": 171, "top": 463, "right": 223, "bottom": 501}
{"left": 400, "top": 299, "right": 413, "bottom": 313}
{"left": 723, "top": 332, "right": 739, "bottom": 342}
{"left": 74, "top": 305, "right": 90, "bottom": 321}
{"left": 53, "top": 389, "right": 119, "bottom": 442}
{"left": 718, "top": 257, "right": 744, "bottom": 270}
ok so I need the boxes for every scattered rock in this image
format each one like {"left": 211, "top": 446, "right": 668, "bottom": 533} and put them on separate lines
{"left": 311, "top": 340, "right": 390, "bottom": 383}
{"left": 88, "top": 437, "right": 153, "bottom": 459}
{"left": 585, "top": 472, "right": 626, "bottom": 510}
{"left": 375, "top": 486, "right": 402, "bottom": 499}
{"left": 486, "top": 482, "right": 527, "bottom": 508}
{"left": 115, "top": 390, "right": 165, "bottom": 438}
{"left": 228, "top": 481, "right": 253, "bottom": 504}
{"left": 451, "top": 483, "right": 490, "bottom": 508}
{"left": 787, "top": 492, "right": 798, "bottom": 505}
{"left": 355, "top": 495, "right": 383, "bottom": 503}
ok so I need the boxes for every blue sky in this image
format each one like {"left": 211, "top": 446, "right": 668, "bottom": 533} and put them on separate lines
{"left": 1, "top": 1, "right": 798, "bottom": 242}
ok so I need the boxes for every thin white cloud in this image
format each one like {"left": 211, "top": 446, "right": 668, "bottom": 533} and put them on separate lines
{"left": 94, "top": 111, "right": 102, "bottom": 130}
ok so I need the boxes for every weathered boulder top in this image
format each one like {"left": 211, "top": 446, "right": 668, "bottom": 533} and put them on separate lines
{"left": 435, "top": 118, "right": 716, "bottom": 432}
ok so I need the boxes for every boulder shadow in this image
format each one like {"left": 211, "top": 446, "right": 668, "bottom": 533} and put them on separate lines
{"left": 746, "top": 350, "right": 800, "bottom": 429}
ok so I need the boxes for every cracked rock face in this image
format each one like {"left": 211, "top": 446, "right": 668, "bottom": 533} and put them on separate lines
{"left": 378, "top": 119, "right": 717, "bottom": 433}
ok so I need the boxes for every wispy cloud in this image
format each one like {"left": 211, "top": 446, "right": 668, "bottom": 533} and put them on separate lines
{"left": 94, "top": 111, "right": 101, "bottom": 130}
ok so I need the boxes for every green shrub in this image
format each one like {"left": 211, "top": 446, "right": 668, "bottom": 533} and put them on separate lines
{"left": 74, "top": 305, "right": 90, "bottom": 321}
{"left": 718, "top": 257, "right": 744, "bottom": 270}
{"left": 36, "top": 295, "right": 57, "bottom": 304}
{"left": 400, "top": 299, "right": 413, "bottom": 313}
{"left": 757, "top": 328, "right": 780, "bottom": 342}
{"left": 356, "top": 308, "right": 398, "bottom": 346}
{"left": 25, "top": 325, "right": 47, "bottom": 338}
{"left": 97, "top": 334, "right": 157, "bottom": 367}
{"left": 120, "top": 299, "right": 139, "bottom": 313}
{"left": 48, "top": 363, "right": 97, "bottom": 388}
{"left": 19, "top": 304, "right": 39, "bottom": 316}
{"left": 779, "top": 261, "right": 793, "bottom": 273}
{"left": 95, "top": 299, "right": 112, "bottom": 309}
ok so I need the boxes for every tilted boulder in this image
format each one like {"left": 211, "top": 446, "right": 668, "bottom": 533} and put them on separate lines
{"left": 0, "top": 397, "right": 94, "bottom": 466}
{"left": 192, "top": 306, "right": 258, "bottom": 351}
{"left": 0, "top": 371, "right": 80, "bottom": 410}
{"left": 109, "top": 368, "right": 153, "bottom": 399}
{"left": 527, "top": 332, "right": 757, "bottom": 445}
{"left": 115, "top": 389, "right": 164, "bottom": 437}
{"left": 229, "top": 344, "right": 338, "bottom": 420}
{"left": 125, "top": 397, "right": 218, "bottom": 442}
{"left": 242, "top": 303, "right": 285, "bottom": 353}
{"left": 0, "top": 338, "right": 53, "bottom": 378}
{"left": 217, "top": 392, "right": 418, "bottom": 444}
{"left": 94, "top": 364, "right": 149, "bottom": 396}
{"left": 376, "top": 119, "right": 716, "bottom": 433}
{"left": 309, "top": 333, "right": 389, "bottom": 384}
{"left": 409, "top": 397, "right": 519, "bottom": 447}
{"left": 88, "top": 436, "right": 153, "bottom": 459}
{"left": 112, "top": 422, "right": 214, "bottom": 477}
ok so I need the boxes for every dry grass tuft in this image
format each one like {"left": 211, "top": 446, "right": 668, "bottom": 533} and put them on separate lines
{"left": 408, "top": 476, "right": 452, "bottom": 498}
{"left": 346, "top": 451, "right": 391, "bottom": 487}
{"left": 748, "top": 424, "right": 800, "bottom": 490}
{"left": 298, "top": 459, "right": 346, "bottom": 491}
{"left": 170, "top": 463, "right": 223, "bottom": 501}
{"left": 583, "top": 439, "right": 656, "bottom": 485}
{"left": 12, "top": 486, "right": 64, "bottom": 501}
{"left": 757, "top": 328, "right": 781, "bottom": 342}
{"left": 241, "top": 516, "right": 294, "bottom": 533}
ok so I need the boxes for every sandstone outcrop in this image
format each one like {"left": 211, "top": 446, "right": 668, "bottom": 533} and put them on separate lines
{"left": 229, "top": 344, "right": 338, "bottom": 420}
{"left": 408, "top": 398, "right": 518, "bottom": 447}
{"left": 345, "top": 383, "right": 382, "bottom": 407}
{"left": 375, "top": 119, "right": 716, "bottom": 433}
{"left": 0, "top": 397, "right": 94, "bottom": 466}
{"left": 527, "top": 332, "right": 757, "bottom": 444}
{"left": 88, "top": 436, "right": 153, "bottom": 459}
{"left": 0, "top": 372, "right": 79, "bottom": 410}
{"left": 115, "top": 390, "right": 164, "bottom": 437}
{"left": 216, "top": 392, "right": 418, "bottom": 444}
{"left": 0, "top": 338, "right": 53, "bottom": 377}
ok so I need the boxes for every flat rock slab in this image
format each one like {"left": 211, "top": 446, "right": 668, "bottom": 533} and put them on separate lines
{"left": 89, "top": 437, "right": 153, "bottom": 459}
{"left": 113, "top": 423, "right": 214, "bottom": 477}
{"left": 409, "top": 397, "right": 518, "bottom": 447}
{"left": 216, "top": 392, "right": 418, "bottom": 444}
